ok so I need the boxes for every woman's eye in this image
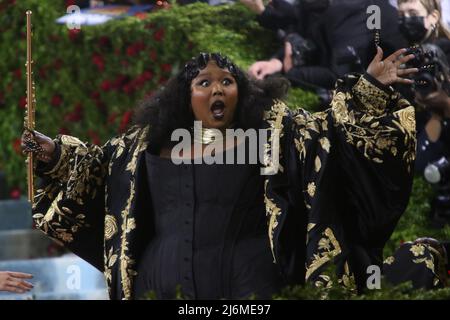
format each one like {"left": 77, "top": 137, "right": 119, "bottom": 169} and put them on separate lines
{"left": 222, "top": 78, "right": 232, "bottom": 85}
{"left": 198, "top": 80, "right": 209, "bottom": 87}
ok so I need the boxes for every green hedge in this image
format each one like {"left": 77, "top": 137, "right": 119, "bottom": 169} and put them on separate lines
{"left": 0, "top": 0, "right": 448, "bottom": 297}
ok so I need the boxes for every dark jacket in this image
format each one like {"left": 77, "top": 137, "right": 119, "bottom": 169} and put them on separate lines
{"left": 258, "top": 0, "right": 407, "bottom": 77}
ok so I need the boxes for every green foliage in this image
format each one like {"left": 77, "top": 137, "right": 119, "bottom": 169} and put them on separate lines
{"left": 385, "top": 177, "right": 450, "bottom": 257}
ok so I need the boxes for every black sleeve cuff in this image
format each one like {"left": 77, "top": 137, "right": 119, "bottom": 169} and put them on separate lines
{"left": 363, "top": 72, "right": 393, "bottom": 94}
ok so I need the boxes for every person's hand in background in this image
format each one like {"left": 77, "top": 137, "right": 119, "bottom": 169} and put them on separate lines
{"left": 0, "top": 271, "right": 33, "bottom": 293}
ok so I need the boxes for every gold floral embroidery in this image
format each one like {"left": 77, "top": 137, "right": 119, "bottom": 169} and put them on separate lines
{"left": 33, "top": 191, "right": 88, "bottom": 244}
{"left": 330, "top": 76, "right": 416, "bottom": 168}
{"left": 306, "top": 227, "right": 342, "bottom": 281}
{"left": 265, "top": 181, "right": 282, "bottom": 263}
{"left": 314, "top": 156, "right": 321, "bottom": 173}
{"left": 105, "top": 215, "right": 118, "bottom": 241}
{"left": 104, "top": 246, "right": 118, "bottom": 285}
{"left": 262, "top": 100, "right": 287, "bottom": 175}
{"left": 410, "top": 243, "right": 425, "bottom": 257}
{"left": 307, "top": 182, "right": 316, "bottom": 198}
{"left": 384, "top": 256, "right": 395, "bottom": 265}
{"left": 352, "top": 76, "right": 390, "bottom": 117}
{"left": 319, "top": 137, "right": 330, "bottom": 153}
{"left": 118, "top": 128, "right": 148, "bottom": 300}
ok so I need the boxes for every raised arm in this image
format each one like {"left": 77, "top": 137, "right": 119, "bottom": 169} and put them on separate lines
{"left": 290, "top": 47, "right": 418, "bottom": 290}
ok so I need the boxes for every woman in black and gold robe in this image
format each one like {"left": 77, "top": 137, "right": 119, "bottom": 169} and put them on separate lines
{"left": 23, "top": 49, "right": 417, "bottom": 299}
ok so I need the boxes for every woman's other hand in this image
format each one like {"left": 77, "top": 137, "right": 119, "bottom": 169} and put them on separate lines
{"left": 21, "top": 130, "right": 56, "bottom": 163}
{"left": 367, "top": 46, "right": 418, "bottom": 86}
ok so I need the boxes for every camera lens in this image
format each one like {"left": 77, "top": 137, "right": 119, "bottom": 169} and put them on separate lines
{"left": 424, "top": 157, "right": 450, "bottom": 184}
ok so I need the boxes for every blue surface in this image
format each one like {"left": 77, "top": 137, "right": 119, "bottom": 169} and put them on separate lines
{"left": 0, "top": 254, "right": 109, "bottom": 300}
{"left": 0, "top": 199, "right": 32, "bottom": 231}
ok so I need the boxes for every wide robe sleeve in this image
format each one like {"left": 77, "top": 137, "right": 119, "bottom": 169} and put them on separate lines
{"left": 32, "top": 134, "right": 117, "bottom": 270}
{"left": 290, "top": 74, "right": 416, "bottom": 291}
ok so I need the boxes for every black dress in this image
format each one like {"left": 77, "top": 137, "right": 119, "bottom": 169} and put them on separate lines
{"left": 133, "top": 147, "right": 284, "bottom": 299}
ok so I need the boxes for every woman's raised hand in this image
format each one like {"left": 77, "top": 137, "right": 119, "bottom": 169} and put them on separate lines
{"left": 21, "top": 130, "right": 56, "bottom": 163}
{"left": 367, "top": 46, "right": 418, "bottom": 86}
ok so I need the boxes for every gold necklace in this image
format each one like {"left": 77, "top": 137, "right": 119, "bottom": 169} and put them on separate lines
{"left": 191, "top": 125, "right": 235, "bottom": 145}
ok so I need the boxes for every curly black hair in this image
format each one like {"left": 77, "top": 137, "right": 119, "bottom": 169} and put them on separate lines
{"left": 132, "top": 52, "right": 290, "bottom": 153}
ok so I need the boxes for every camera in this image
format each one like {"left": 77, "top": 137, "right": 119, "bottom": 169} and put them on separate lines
{"left": 424, "top": 156, "right": 450, "bottom": 227}
{"left": 285, "top": 33, "right": 318, "bottom": 67}
{"left": 404, "top": 44, "right": 450, "bottom": 97}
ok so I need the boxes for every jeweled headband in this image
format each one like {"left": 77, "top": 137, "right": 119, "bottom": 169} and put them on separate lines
{"left": 181, "top": 52, "right": 239, "bottom": 83}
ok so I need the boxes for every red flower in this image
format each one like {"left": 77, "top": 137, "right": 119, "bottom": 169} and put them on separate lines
{"left": 145, "top": 23, "right": 156, "bottom": 30}
{"left": 141, "top": 70, "right": 153, "bottom": 81}
{"left": 126, "top": 45, "right": 137, "bottom": 57}
{"left": 153, "top": 28, "right": 165, "bottom": 42}
{"left": 88, "top": 130, "right": 101, "bottom": 145}
{"left": 39, "top": 67, "right": 48, "bottom": 79}
{"left": 119, "top": 111, "right": 133, "bottom": 133}
{"left": 121, "top": 60, "right": 129, "bottom": 67}
{"left": 18, "top": 96, "right": 27, "bottom": 109}
{"left": 108, "top": 112, "right": 118, "bottom": 124}
{"left": 122, "top": 83, "right": 135, "bottom": 94}
{"left": 91, "top": 91, "right": 100, "bottom": 100}
{"left": 12, "top": 138, "right": 21, "bottom": 155}
{"left": 53, "top": 59, "right": 63, "bottom": 70}
{"left": 64, "top": 103, "right": 84, "bottom": 122}
{"left": 150, "top": 49, "right": 157, "bottom": 62}
{"left": 161, "top": 63, "right": 172, "bottom": 74}
{"left": 13, "top": 68, "right": 21, "bottom": 80}
{"left": 59, "top": 127, "right": 70, "bottom": 135}
{"left": 135, "top": 12, "right": 148, "bottom": 20}
{"left": 112, "top": 75, "right": 128, "bottom": 90}
{"left": 68, "top": 29, "right": 81, "bottom": 41}
{"left": 98, "top": 36, "right": 111, "bottom": 48}
{"left": 158, "top": 77, "right": 168, "bottom": 85}
{"left": 92, "top": 54, "right": 105, "bottom": 72}
{"left": 126, "top": 42, "right": 145, "bottom": 57}
{"left": 100, "top": 80, "right": 112, "bottom": 92}
{"left": 9, "top": 188, "right": 21, "bottom": 200}
{"left": 51, "top": 95, "right": 63, "bottom": 107}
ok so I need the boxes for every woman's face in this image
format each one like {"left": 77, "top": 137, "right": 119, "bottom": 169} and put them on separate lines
{"left": 190, "top": 60, "right": 238, "bottom": 130}
{"left": 398, "top": 0, "right": 439, "bottom": 31}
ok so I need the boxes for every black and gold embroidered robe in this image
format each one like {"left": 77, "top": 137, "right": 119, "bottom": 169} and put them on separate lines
{"left": 32, "top": 74, "right": 416, "bottom": 299}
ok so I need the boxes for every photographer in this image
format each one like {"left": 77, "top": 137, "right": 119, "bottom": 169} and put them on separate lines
{"left": 397, "top": 0, "right": 450, "bottom": 173}
{"left": 241, "top": 0, "right": 405, "bottom": 106}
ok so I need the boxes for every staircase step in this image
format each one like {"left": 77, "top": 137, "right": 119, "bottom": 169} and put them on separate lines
{"left": 0, "top": 199, "right": 32, "bottom": 231}
{"left": 0, "top": 254, "right": 109, "bottom": 300}
{"left": 0, "top": 229, "right": 56, "bottom": 261}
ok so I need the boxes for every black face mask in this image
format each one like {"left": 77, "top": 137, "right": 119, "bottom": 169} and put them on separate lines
{"left": 303, "top": 0, "right": 330, "bottom": 12}
{"left": 399, "top": 16, "right": 428, "bottom": 44}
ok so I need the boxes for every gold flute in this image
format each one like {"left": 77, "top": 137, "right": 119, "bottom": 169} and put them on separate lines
{"left": 24, "top": 10, "right": 36, "bottom": 204}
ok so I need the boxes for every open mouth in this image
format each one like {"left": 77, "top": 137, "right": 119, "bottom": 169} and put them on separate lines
{"left": 210, "top": 101, "right": 225, "bottom": 120}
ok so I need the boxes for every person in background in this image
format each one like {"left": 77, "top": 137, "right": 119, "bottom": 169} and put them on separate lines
{"left": 397, "top": 0, "right": 450, "bottom": 173}
{"left": 240, "top": 0, "right": 406, "bottom": 107}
